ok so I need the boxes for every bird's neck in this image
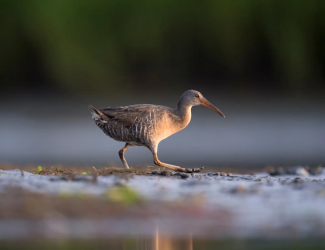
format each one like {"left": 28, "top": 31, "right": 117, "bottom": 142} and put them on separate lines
{"left": 174, "top": 102, "right": 192, "bottom": 128}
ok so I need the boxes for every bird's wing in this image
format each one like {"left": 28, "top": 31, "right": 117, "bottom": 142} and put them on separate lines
{"left": 99, "top": 104, "right": 163, "bottom": 128}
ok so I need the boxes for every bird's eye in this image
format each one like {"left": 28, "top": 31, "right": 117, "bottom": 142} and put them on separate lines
{"left": 195, "top": 94, "right": 199, "bottom": 98}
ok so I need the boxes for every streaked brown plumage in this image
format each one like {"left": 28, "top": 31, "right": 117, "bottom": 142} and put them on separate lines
{"left": 89, "top": 90, "right": 225, "bottom": 172}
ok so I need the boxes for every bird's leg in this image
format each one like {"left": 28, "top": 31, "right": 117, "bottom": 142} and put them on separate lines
{"left": 118, "top": 143, "right": 134, "bottom": 169}
{"left": 149, "top": 145, "right": 186, "bottom": 172}
{"left": 154, "top": 155, "right": 187, "bottom": 172}
{"left": 149, "top": 145, "right": 205, "bottom": 173}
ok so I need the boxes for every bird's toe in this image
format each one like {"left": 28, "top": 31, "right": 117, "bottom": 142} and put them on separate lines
{"left": 185, "top": 167, "right": 205, "bottom": 173}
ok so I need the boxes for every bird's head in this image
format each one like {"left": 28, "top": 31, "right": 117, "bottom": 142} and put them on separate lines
{"left": 179, "top": 90, "right": 225, "bottom": 118}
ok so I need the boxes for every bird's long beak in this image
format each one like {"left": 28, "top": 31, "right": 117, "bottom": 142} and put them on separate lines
{"left": 201, "top": 99, "right": 225, "bottom": 118}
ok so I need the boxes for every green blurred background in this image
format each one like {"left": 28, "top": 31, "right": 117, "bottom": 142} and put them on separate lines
{"left": 1, "top": 0, "right": 325, "bottom": 166}
{"left": 1, "top": 0, "right": 325, "bottom": 97}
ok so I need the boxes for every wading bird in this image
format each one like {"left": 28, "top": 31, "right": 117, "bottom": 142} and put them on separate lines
{"left": 89, "top": 90, "right": 225, "bottom": 172}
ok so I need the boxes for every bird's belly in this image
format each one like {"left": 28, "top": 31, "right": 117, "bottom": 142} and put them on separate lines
{"left": 154, "top": 127, "right": 183, "bottom": 142}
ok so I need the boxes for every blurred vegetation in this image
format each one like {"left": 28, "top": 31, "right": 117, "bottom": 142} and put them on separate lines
{"left": 1, "top": 0, "right": 325, "bottom": 95}
{"left": 106, "top": 186, "right": 142, "bottom": 205}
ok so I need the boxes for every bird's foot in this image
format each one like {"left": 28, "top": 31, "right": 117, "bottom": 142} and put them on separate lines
{"left": 184, "top": 167, "right": 205, "bottom": 173}
{"left": 169, "top": 167, "right": 205, "bottom": 173}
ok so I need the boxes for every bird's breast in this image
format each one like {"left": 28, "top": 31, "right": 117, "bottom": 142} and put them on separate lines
{"left": 153, "top": 110, "right": 191, "bottom": 142}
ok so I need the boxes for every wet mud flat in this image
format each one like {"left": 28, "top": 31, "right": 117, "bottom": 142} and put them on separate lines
{"left": 0, "top": 166, "right": 325, "bottom": 244}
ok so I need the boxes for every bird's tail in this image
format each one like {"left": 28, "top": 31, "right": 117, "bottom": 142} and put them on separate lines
{"left": 88, "top": 105, "right": 105, "bottom": 120}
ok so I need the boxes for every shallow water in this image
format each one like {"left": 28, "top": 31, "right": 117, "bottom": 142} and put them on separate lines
{"left": 1, "top": 169, "right": 325, "bottom": 240}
